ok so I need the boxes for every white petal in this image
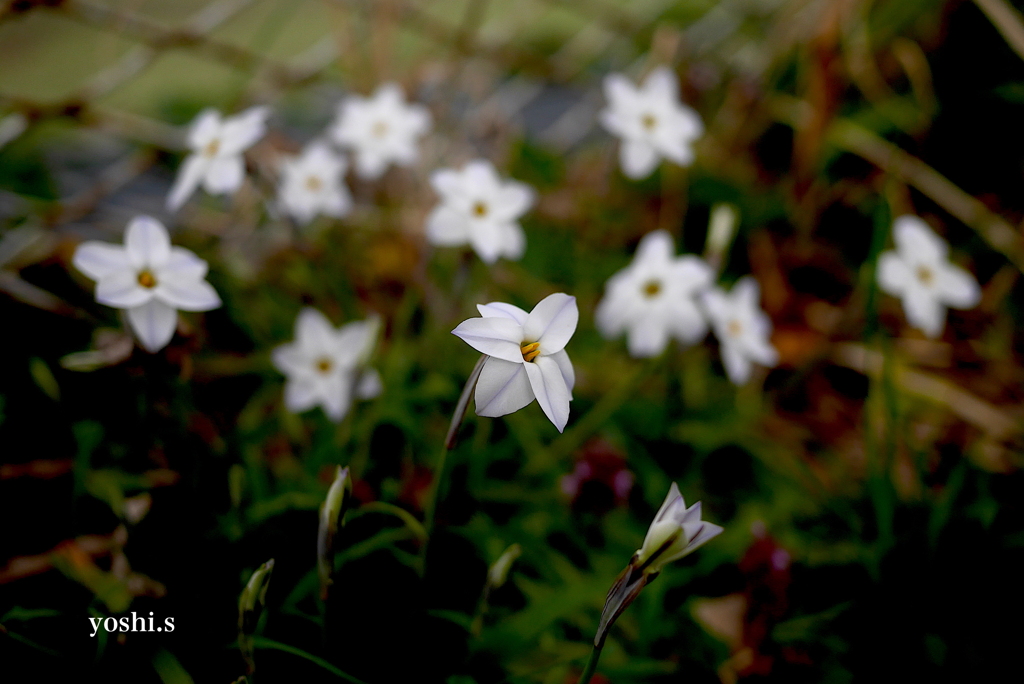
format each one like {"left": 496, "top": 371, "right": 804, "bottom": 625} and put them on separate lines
{"left": 96, "top": 271, "right": 152, "bottom": 308}
{"left": 595, "top": 279, "right": 634, "bottom": 338}
{"left": 626, "top": 316, "right": 670, "bottom": 358}
{"left": 284, "top": 375, "right": 321, "bottom": 413}
{"left": 877, "top": 251, "right": 910, "bottom": 295}
{"left": 721, "top": 342, "right": 752, "bottom": 384}
{"left": 202, "top": 155, "right": 245, "bottom": 195}
{"left": 334, "top": 318, "right": 378, "bottom": 367}
{"left": 492, "top": 182, "right": 535, "bottom": 222}
{"left": 155, "top": 278, "right": 221, "bottom": 312}
{"left": 320, "top": 187, "right": 352, "bottom": 218}
{"left": 451, "top": 317, "right": 525, "bottom": 364}
{"left": 166, "top": 154, "right": 209, "bottom": 212}
{"left": 934, "top": 263, "right": 981, "bottom": 309}
{"left": 162, "top": 247, "right": 209, "bottom": 281}
{"left": 319, "top": 372, "right": 353, "bottom": 422}
{"left": 524, "top": 293, "right": 578, "bottom": 354}
{"left": 187, "top": 109, "right": 222, "bottom": 150}
{"left": 603, "top": 73, "right": 639, "bottom": 110}
{"left": 642, "top": 66, "right": 679, "bottom": 101}
{"left": 620, "top": 139, "right": 660, "bottom": 179}
{"left": 272, "top": 342, "right": 307, "bottom": 376}
{"left": 903, "top": 286, "right": 946, "bottom": 338}
{"left": 125, "top": 216, "right": 171, "bottom": 269}
{"left": 218, "top": 105, "right": 269, "bottom": 156}
{"left": 499, "top": 222, "right": 526, "bottom": 261}
{"left": 524, "top": 357, "right": 571, "bottom": 432}
{"left": 425, "top": 204, "right": 470, "bottom": 246}
{"left": 403, "top": 104, "right": 431, "bottom": 137}
{"left": 653, "top": 482, "right": 684, "bottom": 524}
{"left": 680, "top": 501, "right": 703, "bottom": 525}
{"left": 127, "top": 299, "right": 178, "bottom": 353}
{"left": 475, "top": 357, "right": 535, "bottom": 417}
{"left": 740, "top": 324, "right": 779, "bottom": 368}
{"left": 477, "top": 302, "right": 529, "bottom": 325}
{"left": 73, "top": 242, "right": 130, "bottom": 280}
{"left": 893, "top": 215, "right": 947, "bottom": 263}
{"left": 732, "top": 276, "right": 761, "bottom": 311}
{"left": 666, "top": 298, "right": 709, "bottom": 344}
{"left": 634, "top": 230, "right": 675, "bottom": 267}
{"left": 549, "top": 349, "right": 575, "bottom": 399}
{"left": 468, "top": 219, "right": 507, "bottom": 264}
{"left": 355, "top": 368, "right": 383, "bottom": 399}
{"left": 430, "top": 168, "right": 465, "bottom": 199}
{"left": 295, "top": 308, "right": 336, "bottom": 355}
{"left": 354, "top": 149, "right": 389, "bottom": 180}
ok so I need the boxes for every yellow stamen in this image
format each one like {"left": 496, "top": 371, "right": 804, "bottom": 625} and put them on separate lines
{"left": 917, "top": 265, "right": 933, "bottom": 286}
{"left": 727, "top": 320, "right": 742, "bottom": 338}
{"left": 306, "top": 175, "right": 323, "bottom": 192}
{"left": 641, "top": 113, "right": 657, "bottom": 130}
{"left": 472, "top": 201, "right": 488, "bottom": 217}
{"left": 204, "top": 139, "right": 220, "bottom": 157}
{"left": 643, "top": 280, "right": 662, "bottom": 297}
{"left": 316, "top": 357, "right": 333, "bottom": 373}
{"left": 137, "top": 270, "right": 157, "bottom": 289}
{"left": 371, "top": 120, "right": 388, "bottom": 137}
{"left": 520, "top": 341, "right": 541, "bottom": 362}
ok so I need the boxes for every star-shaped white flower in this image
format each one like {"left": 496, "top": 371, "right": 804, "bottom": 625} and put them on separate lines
{"left": 328, "top": 83, "right": 431, "bottom": 180}
{"left": 272, "top": 309, "right": 382, "bottom": 422}
{"left": 599, "top": 66, "right": 704, "bottom": 180}
{"left": 877, "top": 215, "right": 981, "bottom": 338}
{"left": 596, "top": 230, "right": 713, "bottom": 357}
{"left": 166, "top": 106, "right": 270, "bottom": 212}
{"left": 72, "top": 216, "right": 222, "bottom": 353}
{"left": 701, "top": 277, "right": 778, "bottom": 384}
{"left": 452, "top": 293, "right": 578, "bottom": 432}
{"left": 634, "top": 483, "right": 723, "bottom": 576}
{"left": 278, "top": 142, "right": 352, "bottom": 225}
{"left": 426, "top": 160, "right": 535, "bottom": 264}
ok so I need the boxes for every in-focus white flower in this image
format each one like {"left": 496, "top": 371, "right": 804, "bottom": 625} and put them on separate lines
{"left": 701, "top": 277, "right": 778, "bottom": 384}
{"left": 167, "top": 106, "right": 269, "bottom": 212}
{"left": 634, "top": 483, "right": 723, "bottom": 576}
{"left": 272, "top": 309, "right": 382, "bottom": 422}
{"left": 73, "top": 216, "right": 221, "bottom": 353}
{"left": 877, "top": 215, "right": 981, "bottom": 338}
{"left": 599, "top": 66, "right": 704, "bottom": 180}
{"left": 426, "top": 160, "right": 535, "bottom": 263}
{"left": 596, "top": 230, "right": 713, "bottom": 357}
{"left": 451, "top": 293, "right": 578, "bottom": 432}
{"left": 278, "top": 142, "right": 352, "bottom": 225}
{"left": 329, "top": 83, "right": 431, "bottom": 180}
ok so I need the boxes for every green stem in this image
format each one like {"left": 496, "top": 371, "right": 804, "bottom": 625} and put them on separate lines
{"left": 576, "top": 644, "right": 603, "bottom": 684}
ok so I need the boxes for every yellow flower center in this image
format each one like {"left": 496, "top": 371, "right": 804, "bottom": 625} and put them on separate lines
{"left": 137, "top": 270, "right": 157, "bottom": 289}
{"left": 305, "top": 175, "right": 323, "bottom": 192}
{"left": 472, "top": 201, "right": 488, "bottom": 217}
{"left": 642, "top": 280, "right": 662, "bottom": 298}
{"left": 727, "top": 319, "right": 743, "bottom": 338}
{"left": 371, "top": 120, "right": 389, "bottom": 138}
{"left": 641, "top": 113, "right": 657, "bottom": 131}
{"left": 916, "top": 265, "right": 934, "bottom": 286}
{"left": 316, "top": 357, "right": 334, "bottom": 374}
{"left": 203, "top": 139, "right": 220, "bottom": 157}
{"left": 520, "top": 341, "right": 541, "bottom": 363}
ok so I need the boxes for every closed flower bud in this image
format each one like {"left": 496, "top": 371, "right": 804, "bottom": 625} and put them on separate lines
{"left": 318, "top": 466, "right": 353, "bottom": 600}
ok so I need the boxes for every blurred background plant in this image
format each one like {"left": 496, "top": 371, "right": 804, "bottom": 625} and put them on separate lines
{"left": 2, "top": 0, "right": 1024, "bottom": 682}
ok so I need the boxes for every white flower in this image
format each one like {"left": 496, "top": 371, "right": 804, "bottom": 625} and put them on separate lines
{"left": 634, "top": 483, "right": 723, "bottom": 576}
{"left": 72, "top": 216, "right": 221, "bottom": 353}
{"left": 272, "top": 309, "right": 382, "bottom": 422}
{"left": 329, "top": 83, "right": 431, "bottom": 180}
{"left": 451, "top": 293, "right": 578, "bottom": 432}
{"left": 877, "top": 215, "right": 981, "bottom": 338}
{"left": 278, "top": 142, "right": 352, "bottom": 225}
{"left": 166, "top": 106, "right": 269, "bottom": 212}
{"left": 596, "top": 230, "right": 713, "bottom": 357}
{"left": 701, "top": 277, "right": 778, "bottom": 384}
{"left": 599, "top": 66, "right": 704, "bottom": 180}
{"left": 426, "top": 160, "right": 535, "bottom": 263}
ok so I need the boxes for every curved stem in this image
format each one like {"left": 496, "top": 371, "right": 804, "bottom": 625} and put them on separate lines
{"left": 576, "top": 644, "right": 603, "bottom": 684}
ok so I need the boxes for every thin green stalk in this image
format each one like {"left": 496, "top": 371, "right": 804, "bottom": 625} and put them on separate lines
{"left": 576, "top": 644, "right": 603, "bottom": 684}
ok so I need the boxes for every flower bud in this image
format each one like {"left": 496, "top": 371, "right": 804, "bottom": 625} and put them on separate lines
{"left": 317, "top": 466, "right": 353, "bottom": 600}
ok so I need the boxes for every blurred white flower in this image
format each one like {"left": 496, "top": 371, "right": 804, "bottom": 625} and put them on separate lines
{"left": 635, "top": 483, "right": 722, "bottom": 576}
{"left": 72, "top": 216, "right": 221, "bottom": 353}
{"left": 329, "top": 83, "right": 431, "bottom": 180}
{"left": 272, "top": 309, "right": 382, "bottom": 422}
{"left": 166, "top": 106, "right": 269, "bottom": 212}
{"left": 877, "top": 215, "right": 981, "bottom": 338}
{"left": 701, "top": 277, "right": 778, "bottom": 384}
{"left": 452, "top": 293, "right": 577, "bottom": 432}
{"left": 599, "top": 66, "right": 704, "bottom": 180}
{"left": 426, "top": 160, "right": 535, "bottom": 263}
{"left": 0, "top": 112, "right": 27, "bottom": 150}
{"left": 278, "top": 142, "right": 352, "bottom": 224}
{"left": 596, "top": 230, "right": 713, "bottom": 357}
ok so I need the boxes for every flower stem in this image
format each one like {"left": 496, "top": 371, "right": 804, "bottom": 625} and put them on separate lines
{"left": 576, "top": 644, "right": 603, "bottom": 684}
